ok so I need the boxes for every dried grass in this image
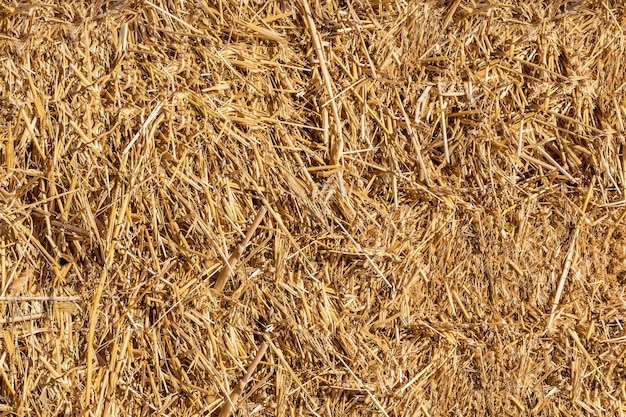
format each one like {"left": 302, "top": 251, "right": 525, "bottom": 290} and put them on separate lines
{"left": 1, "top": 0, "right": 626, "bottom": 416}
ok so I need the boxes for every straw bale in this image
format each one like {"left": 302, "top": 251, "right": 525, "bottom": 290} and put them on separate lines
{"left": 1, "top": 0, "right": 626, "bottom": 415}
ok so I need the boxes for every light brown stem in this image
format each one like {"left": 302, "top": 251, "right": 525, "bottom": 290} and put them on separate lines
{"left": 218, "top": 341, "right": 268, "bottom": 417}
{"left": 547, "top": 178, "right": 594, "bottom": 331}
{"left": 299, "top": 0, "right": 342, "bottom": 165}
{"left": 0, "top": 313, "right": 46, "bottom": 325}
{"left": 214, "top": 207, "right": 267, "bottom": 293}
{"left": 0, "top": 295, "right": 81, "bottom": 302}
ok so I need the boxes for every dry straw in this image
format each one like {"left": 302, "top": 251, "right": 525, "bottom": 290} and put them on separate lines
{"left": 1, "top": 1, "right": 626, "bottom": 416}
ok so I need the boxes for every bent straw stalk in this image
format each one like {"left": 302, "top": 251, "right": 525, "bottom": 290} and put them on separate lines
{"left": 214, "top": 207, "right": 267, "bottom": 293}
{"left": 218, "top": 341, "right": 268, "bottom": 417}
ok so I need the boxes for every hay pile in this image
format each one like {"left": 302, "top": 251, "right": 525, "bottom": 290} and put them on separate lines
{"left": 1, "top": 0, "right": 626, "bottom": 415}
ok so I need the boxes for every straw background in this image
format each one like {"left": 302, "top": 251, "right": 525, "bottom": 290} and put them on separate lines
{"left": 1, "top": 0, "right": 626, "bottom": 415}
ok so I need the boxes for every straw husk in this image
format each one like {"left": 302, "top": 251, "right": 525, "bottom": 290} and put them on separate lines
{"left": 1, "top": 1, "right": 626, "bottom": 416}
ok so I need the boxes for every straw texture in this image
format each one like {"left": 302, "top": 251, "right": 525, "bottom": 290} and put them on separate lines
{"left": 1, "top": 1, "right": 626, "bottom": 415}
